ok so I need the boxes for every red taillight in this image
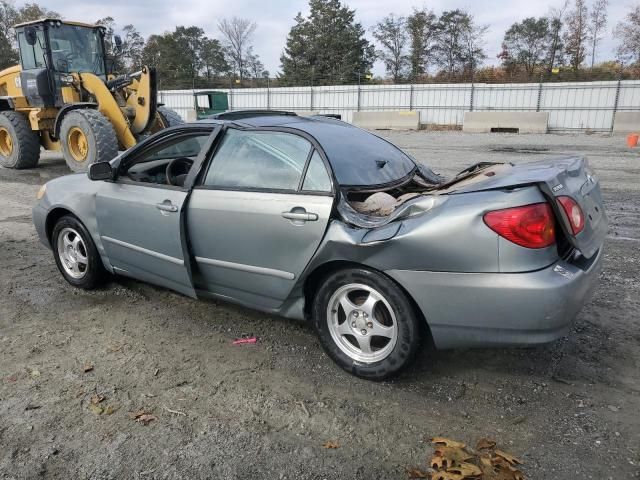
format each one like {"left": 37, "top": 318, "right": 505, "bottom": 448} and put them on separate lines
{"left": 483, "top": 203, "right": 556, "bottom": 249}
{"left": 557, "top": 196, "right": 585, "bottom": 235}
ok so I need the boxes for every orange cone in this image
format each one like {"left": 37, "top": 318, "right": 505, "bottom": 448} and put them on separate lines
{"left": 627, "top": 133, "right": 639, "bottom": 148}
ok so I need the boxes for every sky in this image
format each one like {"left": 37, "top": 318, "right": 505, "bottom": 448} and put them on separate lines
{"left": 31, "top": 0, "right": 632, "bottom": 76}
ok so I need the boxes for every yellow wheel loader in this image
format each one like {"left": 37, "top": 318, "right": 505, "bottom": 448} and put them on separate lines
{"left": 0, "top": 18, "right": 183, "bottom": 172}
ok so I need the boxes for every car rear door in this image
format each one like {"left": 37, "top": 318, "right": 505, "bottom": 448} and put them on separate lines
{"left": 187, "top": 128, "right": 334, "bottom": 310}
{"left": 95, "top": 127, "right": 218, "bottom": 298}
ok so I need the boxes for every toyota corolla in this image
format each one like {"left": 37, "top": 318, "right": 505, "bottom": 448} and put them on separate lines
{"left": 32, "top": 111, "right": 607, "bottom": 379}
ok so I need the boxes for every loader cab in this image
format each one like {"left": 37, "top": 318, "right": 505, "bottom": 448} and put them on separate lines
{"left": 14, "top": 19, "right": 108, "bottom": 108}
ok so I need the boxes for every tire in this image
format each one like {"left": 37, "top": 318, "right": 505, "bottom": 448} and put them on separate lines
{"left": 52, "top": 215, "right": 105, "bottom": 289}
{"left": 312, "top": 268, "right": 422, "bottom": 380}
{"left": 157, "top": 106, "right": 184, "bottom": 128}
{"left": 0, "top": 111, "right": 40, "bottom": 169}
{"left": 60, "top": 109, "right": 118, "bottom": 172}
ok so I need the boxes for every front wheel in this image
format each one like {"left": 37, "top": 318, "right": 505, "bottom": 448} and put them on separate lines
{"left": 60, "top": 109, "right": 118, "bottom": 172}
{"left": 52, "top": 215, "right": 105, "bottom": 289}
{"left": 312, "top": 268, "right": 422, "bottom": 380}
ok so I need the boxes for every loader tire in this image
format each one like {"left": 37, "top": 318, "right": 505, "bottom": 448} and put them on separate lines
{"left": 157, "top": 107, "right": 184, "bottom": 128}
{"left": 60, "top": 109, "right": 118, "bottom": 173}
{"left": 0, "top": 111, "right": 41, "bottom": 169}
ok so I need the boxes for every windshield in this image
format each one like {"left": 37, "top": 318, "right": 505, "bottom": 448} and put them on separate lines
{"left": 49, "top": 25, "right": 105, "bottom": 75}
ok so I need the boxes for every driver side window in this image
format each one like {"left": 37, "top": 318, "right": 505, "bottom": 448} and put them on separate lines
{"left": 124, "top": 133, "right": 210, "bottom": 186}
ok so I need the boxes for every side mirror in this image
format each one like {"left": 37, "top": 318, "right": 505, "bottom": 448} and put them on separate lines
{"left": 25, "top": 27, "right": 38, "bottom": 46}
{"left": 88, "top": 161, "right": 114, "bottom": 181}
{"left": 105, "top": 58, "right": 115, "bottom": 74}
{"left": 113, "top": 35, "right": 123, "bottom": 53}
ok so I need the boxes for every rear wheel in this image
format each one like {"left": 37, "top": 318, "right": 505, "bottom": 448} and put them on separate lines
{"left": 0, "top": 111, "right": 40, "bottom": 169}
{"left": 312, "top": 268, "right": 422, "bottom": 380}
{"left": 60, "top": 109, "right": 118, "bottom": 172}
{"left": 52, "top": 215, "right": 105, "bottom": 289}
{"left": 157, "top": 106, "right": 184, "bottom": 128}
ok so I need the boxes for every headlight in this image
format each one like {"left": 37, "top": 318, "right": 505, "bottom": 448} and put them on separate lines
{"left": 60, "top": 74, "right": 75, "bottom": 85}
{"left": 36, "top": 184, "right": 46, "bottom": 200}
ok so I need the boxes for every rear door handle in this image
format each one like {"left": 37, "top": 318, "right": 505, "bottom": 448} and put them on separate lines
{"left": 282, "top": 209, "right": 318, "bottom": 222}
{"left": 156, "top": 202, "right": 178, "bottom": 213}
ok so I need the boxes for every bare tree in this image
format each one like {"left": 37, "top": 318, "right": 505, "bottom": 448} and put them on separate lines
{"left": 218, "top": 17, "right": 257, "bottom": 82}
{"left": 371, "top": 14, "right": 409, "bottom": 82}
{"left": 563, "top": 0, "right": 589, "bottom": 70}
{"left": 588, "top": 0, "right": 608, "bottom": 68}
{"left": 614, "top": 5, "right": 640, "bottom": 66}
{"left": 547, "top": 0, "right": 569, "bottom": 72}
{"left": 406, "top": 7, "right": 438, "bottom": 78}
{"left": 433, "top": 10, "right": 486, "bottom": 79}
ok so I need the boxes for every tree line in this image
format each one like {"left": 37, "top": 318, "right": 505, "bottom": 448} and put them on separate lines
{"left": 0, "top": 1, "right": 264, "bottom": 89}
{"left": 1, "top": 0, "right": 640, "bottom": 88}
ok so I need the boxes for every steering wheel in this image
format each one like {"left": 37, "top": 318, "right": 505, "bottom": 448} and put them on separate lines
{"left": 166, "top": 157, "right": 194, "bottom": 186}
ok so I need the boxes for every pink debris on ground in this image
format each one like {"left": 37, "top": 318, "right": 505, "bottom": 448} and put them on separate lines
{"left": 232, "top": 337, "right": 257, "bottom": 345}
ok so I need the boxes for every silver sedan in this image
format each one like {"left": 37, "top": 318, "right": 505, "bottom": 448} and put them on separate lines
{"left": 32, "top": 111, "right": 607, "bottom": 379}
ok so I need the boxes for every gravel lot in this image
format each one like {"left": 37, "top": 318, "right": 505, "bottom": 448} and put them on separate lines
{"left": 1, "top": 131, "right": 638, "bottom": 479}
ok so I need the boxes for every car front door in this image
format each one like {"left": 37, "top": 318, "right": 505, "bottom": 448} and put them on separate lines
{"left": 95, "top": 127, "right": 217, "bottom": 297}
{"left": 187, "top": 127, "right": 335, "bottom": 310}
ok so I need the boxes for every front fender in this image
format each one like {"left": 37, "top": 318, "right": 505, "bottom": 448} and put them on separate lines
{"left": 33, "top": 174, "right": 115, "bottom": 273}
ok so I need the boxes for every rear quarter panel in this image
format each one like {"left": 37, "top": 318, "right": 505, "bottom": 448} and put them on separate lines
{"left": 304, "top": 185, "right": 557, "bottom": 277}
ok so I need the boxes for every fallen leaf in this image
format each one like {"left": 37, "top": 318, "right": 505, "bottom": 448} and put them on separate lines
{"left": 136, "top": 414, "right": 157, "bottom": 424}
{"left": 83, "top": 364, "right": 94, "bottom": 373}
{"left": 104, "top": 405, "right": 116, "bottom": 415}
{"left": 476, "top": 438, "right": 497, "bottom": 450}
{"left": 480, "top": 461, "right": 525, "bottom": 480}
{"left": 7, "top": 373, "right": 18, "bottom": 383}
{"left": 431, "top": 472, "right": 466, "bottom": 480}
{"left": 431, "top": 446, "right": 474, "bottom": 469}
{"left": 89, "top": 403, "right": 104, "bottom": 415}
{"left": 130, "top": 410, "right": 157, "bottom": 424}
{"left": 90, "top": 394, "right": 105, "bottom": 405}
{"left": 29, "top": 369, "right": 40, "bottom": 378}
{"left": 406, "top": 467, "right": 430, "bottom": 478}
{"left": 432, "top": 437, "right": 467, "bottom": 449}
{"left": 447, "top": 462, "right": 483, "bottom": 477}
{"left": 322, "top": 440, "right": 339, "bottom": 449}
{"left": 494, "top": 450, "right": 522, "bottom": 466}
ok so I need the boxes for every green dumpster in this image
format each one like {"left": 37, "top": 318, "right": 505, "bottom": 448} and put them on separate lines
{"left": 193, "top": 91, "right": 229, "bottom": 119}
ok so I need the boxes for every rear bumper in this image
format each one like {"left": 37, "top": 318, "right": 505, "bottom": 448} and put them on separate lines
{"left": 386, "top": 248, "right": 603, "bottom": 349}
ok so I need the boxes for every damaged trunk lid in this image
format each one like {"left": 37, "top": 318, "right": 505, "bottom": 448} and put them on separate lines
{"left": 451, "top": 156, "right": 607, "bottom": 259}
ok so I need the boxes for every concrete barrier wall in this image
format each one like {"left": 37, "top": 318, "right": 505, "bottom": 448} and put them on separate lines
{"left": 352, "top": 111, "right": 420, "bottom": 130}
{"left": 613, "top": 112, "right": 640, "bottom": 133}
{"left": 463, "top": 112, "right": 549, "bottom": 133}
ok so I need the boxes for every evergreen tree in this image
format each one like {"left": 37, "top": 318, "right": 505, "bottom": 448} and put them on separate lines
{"left": 280, "top": 0, "right": 375, "bottom": 86}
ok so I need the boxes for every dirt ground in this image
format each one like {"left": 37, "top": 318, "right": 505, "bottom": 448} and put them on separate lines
{"left": 1, "top": 131, "right": 638, "bottom": 479}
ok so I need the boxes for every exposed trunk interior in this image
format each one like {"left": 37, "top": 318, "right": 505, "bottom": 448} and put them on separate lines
{"left": 344, "top": 162, "right": 513, "bottom": 218}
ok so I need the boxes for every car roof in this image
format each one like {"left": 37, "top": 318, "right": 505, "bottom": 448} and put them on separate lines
{"left": 197, "top": 111, "right": 416, "bottom": 187}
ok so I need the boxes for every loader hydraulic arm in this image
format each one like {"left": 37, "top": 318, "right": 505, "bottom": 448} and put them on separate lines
{"left": 78, "top": 72, "right": 137, "bottom": 150}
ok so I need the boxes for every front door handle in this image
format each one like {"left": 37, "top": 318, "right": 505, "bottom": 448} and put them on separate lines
{"left": 282, "top": 208, "right": 319, "bottom": 222}
{"left": 156, "top": 202, "right": 178, "bottom": 213}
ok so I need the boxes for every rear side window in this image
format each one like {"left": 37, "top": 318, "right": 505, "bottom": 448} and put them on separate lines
{"left": 302, "top": 150, "right": 332, "bottom": 192}
{"left": 204, "top": 129, "right": 312, "bottom": 191}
